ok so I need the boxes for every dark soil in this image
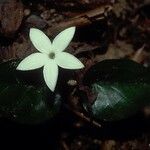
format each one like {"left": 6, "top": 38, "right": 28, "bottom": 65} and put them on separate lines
{"left": 0, "top": 0, "right": 150, "bottom": 149}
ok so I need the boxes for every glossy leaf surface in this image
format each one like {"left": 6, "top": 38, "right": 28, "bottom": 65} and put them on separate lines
{"left": 0, "top": 60, "right": 61, "bottom": 124}
{"left": 83, "top": 59, "right": 150, "bottom": 121}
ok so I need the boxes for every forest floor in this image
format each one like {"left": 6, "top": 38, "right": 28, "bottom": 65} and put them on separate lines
{"left": 0, "top": 0, "right": 150, "bottom": 149}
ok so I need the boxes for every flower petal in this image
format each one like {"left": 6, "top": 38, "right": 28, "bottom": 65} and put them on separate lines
{"left": 56, "top": 52, "right": 84, "bottom": 69}
{"left": 17, "top": 53, "right": 49, "bottom": 70}
{"left": 52, "top": 27, "right": 76, "bottom": 52}
{"left": 43, "top": 61, "right": 58, "bottom": 92}
{"left": 30, "top": 28, "right": 52, "bottom": 54}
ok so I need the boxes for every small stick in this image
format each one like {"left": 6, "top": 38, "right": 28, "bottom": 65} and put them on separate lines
{"left": 61, "top": 141, "right": 70, "bottom": 150}
{"left": 65, "top": 104, "right": 101, "bottom": 128}
{"left": 47, "top": 5, "right": 112, "bottom": 36}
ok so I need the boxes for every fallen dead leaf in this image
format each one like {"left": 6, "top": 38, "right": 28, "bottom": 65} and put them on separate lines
{"left": 0, "top": 0, "right": 23, "bottom": 37}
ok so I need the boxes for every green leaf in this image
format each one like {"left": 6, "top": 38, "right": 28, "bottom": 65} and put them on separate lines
{"left": 0, "top": 60, "right": 61, "bottom": 124}
{"left": 82, "top": 59, "right": 150, "bottom": 121}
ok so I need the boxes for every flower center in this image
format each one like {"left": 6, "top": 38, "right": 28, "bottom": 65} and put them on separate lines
{"left": 49, "top": 52, "right": 55, "bottom": 59}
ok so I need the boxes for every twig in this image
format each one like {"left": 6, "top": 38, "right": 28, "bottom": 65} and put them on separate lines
{"left": 61, "top": 141, "right": 70, "bottom": 150}
{"left": 65, "top": 104, "right": 102, "bottom": 128}
{"left": 47, "top": 5, "right": 112, "bottom": 36}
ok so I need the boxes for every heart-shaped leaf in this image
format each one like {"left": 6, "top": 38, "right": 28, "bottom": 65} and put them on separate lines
{"left": 0, "top": 60, "right": 61, "bottom": 124}
{"left": 82, "top": 59, "right": 150, "bottom": 121}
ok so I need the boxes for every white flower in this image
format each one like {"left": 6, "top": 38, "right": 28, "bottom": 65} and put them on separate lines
{"left": 17, "top": 27, "right": 84, "bottom": 92}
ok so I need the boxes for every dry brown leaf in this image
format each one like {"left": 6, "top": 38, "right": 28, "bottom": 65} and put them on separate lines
{"left": 0, "top": 0, "right": 23, "bottom": 37}
{"left": 95, "top": 40, "right": 134, "bottom": 62}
